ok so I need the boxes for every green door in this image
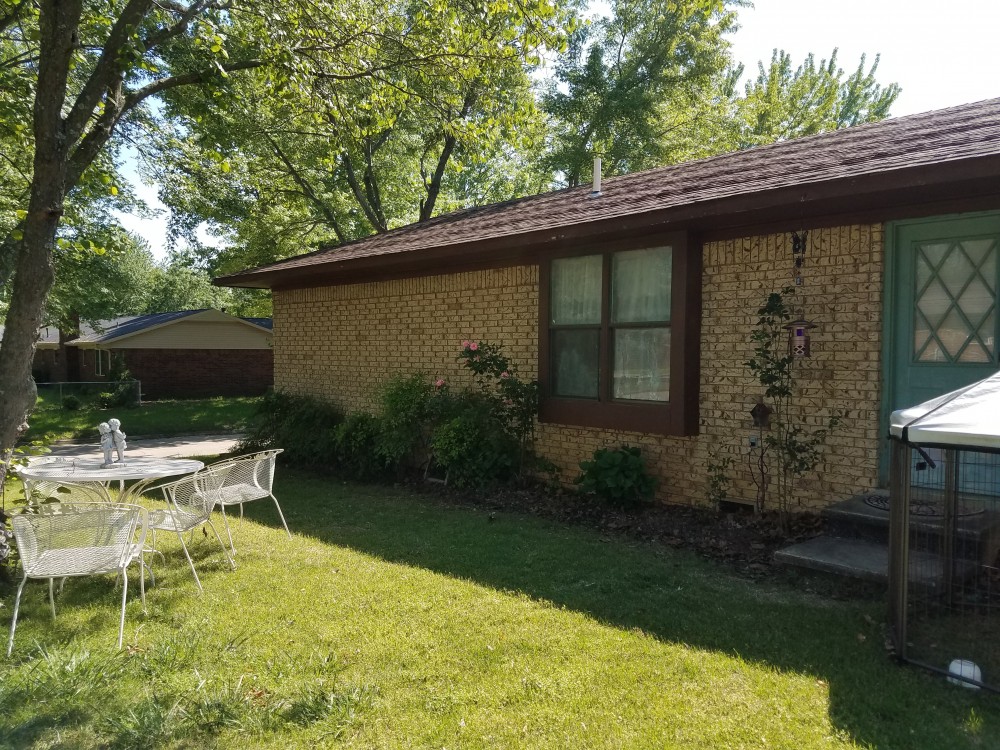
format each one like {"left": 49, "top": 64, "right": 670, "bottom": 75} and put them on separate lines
{"left": 884, "top": 212, "right": 1000, "bottom": 486}
{"left": 889, "top": 213, "right": 1000, "bottom": 411}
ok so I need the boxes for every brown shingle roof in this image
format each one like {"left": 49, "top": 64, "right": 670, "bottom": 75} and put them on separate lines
{"left": 217, "top": 97, "right": 1000, "bottom": 288}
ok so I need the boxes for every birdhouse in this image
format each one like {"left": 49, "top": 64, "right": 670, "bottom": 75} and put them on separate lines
{"left": 750, "top": 399, "right": 772, "bottom": 429}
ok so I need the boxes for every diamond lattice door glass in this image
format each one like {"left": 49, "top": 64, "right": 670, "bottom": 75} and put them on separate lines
{"left": 913, "top": 238, "right": 998, "bottom": 364}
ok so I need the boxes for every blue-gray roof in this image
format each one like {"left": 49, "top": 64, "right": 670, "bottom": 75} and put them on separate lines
{"left": 68, "top": 310, "right": 272, "bottom": 344}
{"left": 71, "top": 310, "right": 203, "bottom": 343}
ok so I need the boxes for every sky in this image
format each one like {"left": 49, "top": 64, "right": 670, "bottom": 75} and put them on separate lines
{"left": 120, "top": 0, "right": 1000, "bottom": 261}
{"left": 727, "top": 0, "right": 1000, "bottom": 118}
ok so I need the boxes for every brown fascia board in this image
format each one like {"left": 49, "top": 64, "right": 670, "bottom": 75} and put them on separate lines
{"left": 216, "top": 153, "right": 1000, "bottom": 291}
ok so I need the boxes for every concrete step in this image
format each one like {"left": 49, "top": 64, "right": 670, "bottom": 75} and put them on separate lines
{"left": 823, "top": 494, "right": 890, "bottom": 543}
{"left": 823, "top": 494, "right": 1000, "bottom": 563}
{"left": 775, "top": 535, "right": 976, "bottom": 589}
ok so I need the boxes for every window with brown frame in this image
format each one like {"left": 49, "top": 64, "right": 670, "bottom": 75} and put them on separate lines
{"left": 538, "top": 232, "right": 700, "bottom": 436}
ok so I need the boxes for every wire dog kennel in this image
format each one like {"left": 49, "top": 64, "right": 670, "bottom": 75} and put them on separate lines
{"left": 889, "top": 373, "right": 1000, "bottom": 692}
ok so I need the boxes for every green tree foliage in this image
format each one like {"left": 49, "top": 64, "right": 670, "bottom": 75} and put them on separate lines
{"left": 542, "top": 0, "right": 738, "bottom": 186}
{"left": 47, "top": 228, "right": 155, "bottom": 328}
{"left": 542, "top": 4, "right": 901, "bottom": 185}
{"left": 0, "top": 0, "right": 566, "bottom": 454}
{"left": 149, "top": 1, "right": 564, "bottom": 273}
{"left": 735, "top": 49, "right": 901, "bottom": 147}
{"left": 143, "top": 261, "right": 228, "bottom": 314}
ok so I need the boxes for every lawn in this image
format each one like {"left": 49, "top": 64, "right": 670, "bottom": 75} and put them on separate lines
{"left": 23, "top": 395, "right": 259, "bottom": 442}
{"left": 0, "top": 470, "right": 997, "bottom": 749}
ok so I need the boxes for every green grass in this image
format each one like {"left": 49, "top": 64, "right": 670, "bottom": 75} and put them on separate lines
{"left": 1, "top": 471, "right": 998, "bottom": 748}
{"left": 23, "top": 395, "right": 259, "bottom": 441}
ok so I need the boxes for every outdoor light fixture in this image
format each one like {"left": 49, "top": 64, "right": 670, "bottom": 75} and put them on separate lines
{"left": 785, "top": 317, "right": 817, "bottom": 358}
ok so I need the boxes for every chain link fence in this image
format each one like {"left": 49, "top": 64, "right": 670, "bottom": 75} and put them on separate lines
{"left": 35, "top": 380, "right": 142, "bottom": 409}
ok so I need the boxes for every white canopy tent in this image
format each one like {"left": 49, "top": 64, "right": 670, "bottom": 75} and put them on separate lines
{"left": 889, "top": 371, "right": 1000, "bottom": 450}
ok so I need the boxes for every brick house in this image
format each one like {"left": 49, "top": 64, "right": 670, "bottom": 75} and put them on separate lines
{"left": 215, "top": 99, "right": 1000, "bottom": 511}
{"left": 57, "top": 309, "right": 273, "bottom": 399}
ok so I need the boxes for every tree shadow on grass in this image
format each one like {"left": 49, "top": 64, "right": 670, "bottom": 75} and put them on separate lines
{"left": 245, "top": 473, "right": 999, "bottom": 750}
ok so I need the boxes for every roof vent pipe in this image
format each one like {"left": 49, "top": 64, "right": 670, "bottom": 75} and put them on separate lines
{"left": 590, "top": 155, "right": 602, "bottom": 197}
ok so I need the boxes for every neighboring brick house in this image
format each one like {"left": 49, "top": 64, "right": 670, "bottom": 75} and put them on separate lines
{"left": 215, "top": 99, "right": 1000, "bottom": 511}
{"left": 42, "top": 309, "right": 273, "bottom": 399}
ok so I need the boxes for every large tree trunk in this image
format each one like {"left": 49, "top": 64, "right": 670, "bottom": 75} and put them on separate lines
{"left": 0, "top": 0, "right": 81, "bottom": 455}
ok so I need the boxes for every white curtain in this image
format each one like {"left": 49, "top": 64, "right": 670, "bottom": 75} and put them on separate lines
{"left": 612, "top": 246, "right": 672, "bottom": 323}
{"left": 552, "top": 255, "right": 602, "bottom": 325}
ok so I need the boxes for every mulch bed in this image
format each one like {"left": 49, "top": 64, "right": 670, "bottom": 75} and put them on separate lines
{"left": 426, "top": 483, "right": 889, "bottom": 601}
{"left": 407, "top": 479, "right": 834, "bottom": 580}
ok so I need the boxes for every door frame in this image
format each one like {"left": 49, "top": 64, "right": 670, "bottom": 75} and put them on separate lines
{"left": 879, "top": 209, "right": 1000, "bottom": 484}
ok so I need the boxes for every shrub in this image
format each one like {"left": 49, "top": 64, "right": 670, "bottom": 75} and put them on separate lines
{"left": 98, "top": 381, "right": 140, "bottom": 409}
{"left": 333, "top": 413, "right": 385, "bottom": 480}
{"left": 576, "top": 445, "right": 657, "bottom": 507}
{"left": 431, "top": 393, "right": 519, "bottom": 488}
{"left": 62, "top": 394, "right": 82, "bottom": 411}
{"left": 103, "top": 355, "right": 141, "bottom": 408}
{"left": 375, "top": 374, "right": 436, "bottom": 470}
{"left": 237, "top": 391, "right": 343, "bottom": 466}
{"left": 457, "top": 340, "right": 539, "bottom": 477}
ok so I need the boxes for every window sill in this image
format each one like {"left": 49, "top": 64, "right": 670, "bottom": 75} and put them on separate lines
{"left": 539, "top": 398, "right": 695, "bottom": 436}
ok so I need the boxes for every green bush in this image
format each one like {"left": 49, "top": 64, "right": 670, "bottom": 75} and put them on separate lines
{"left": 61, "top": 394, "right": 82, "bottom": 411}
{"left": 458, "top": 340, "right": 539, "bottom": 472}
{"left": 431, "top": 393, "right": 518, "bottom": 488}
{"left": 101, "top": 380, "right": 140, "bottom": 409}
{"left": 237, "top": 391, "right": 343, "bottom": 466}
{"left": 576, "top": 445, "right": 657, "bottom": 507}
{"left": 99, "top": 382, "right": 139, "bottom": 409}
{"left": 375, "top": 374, "right": 436, "bottom": 470}
{"left": 333, "top": 412, "right": 385, "bottom": 480}
{"left": 103, "top": 355, "right": 141, "bottom": 408}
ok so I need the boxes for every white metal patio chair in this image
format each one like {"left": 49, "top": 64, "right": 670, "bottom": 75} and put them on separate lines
{"left": 145, "top": 465, "right": 235, "bottom": 592}
{"left": 26, "top": 481, "right": 149, "bottom": 590}
{"left": 209, "top": 449, "right": 289, "bottom": 555}
{"left": 7, "top": 502, "right": 148, "bottom": 656}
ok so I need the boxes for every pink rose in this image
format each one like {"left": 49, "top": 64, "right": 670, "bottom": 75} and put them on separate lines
{"left": 461, "top": 340, "right": 470, "bottom": 349}
{"left": 500, "top": 371, "right": 510, "bottom": 379}
{"left": 469, "top": 342, "right": 478, "bottom": 351}
{"left": 435, "top": 378, "right": 446, "bottom": 388}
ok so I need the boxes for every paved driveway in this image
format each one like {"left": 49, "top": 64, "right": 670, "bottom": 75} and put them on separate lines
{"left": 48, "top": 434, "right": 243, "bottom": 460}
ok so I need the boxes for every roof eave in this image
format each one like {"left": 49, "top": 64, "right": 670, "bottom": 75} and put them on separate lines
{"left": 214, "top": 153, "right": 1000, "bottom": 291}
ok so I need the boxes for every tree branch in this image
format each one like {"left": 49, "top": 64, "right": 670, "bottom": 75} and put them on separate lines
{"left": 341, "top": 152, "right": 387, "bottom": 233}
{"left": 121, "top": 59, "right": 266, "bottom": 112}
{"left": 0, "top": 0, "right": 27, "bottom": 36}
{"left": 361, "top": 134, "right": 390, "bottom": 231}
{"left": 142, "top": 0, "right": 215, "bottom": 51}
{"left": 419, "top": 88, "right": 476, "bottom": 222}
{"left": 65, "top": 0, "right": 154, "bottom": 145}
{"left": 0, "top": 48, "right": 38, "bottom": 70}
{"left": 263, "top": 132, "right": 346, "bottom": 244}
{"left": 61, "top": 59, "right": 264, "bottom": 228}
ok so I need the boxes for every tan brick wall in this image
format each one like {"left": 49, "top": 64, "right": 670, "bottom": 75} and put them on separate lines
{"left": 274, "top": 224, "right": 884, "bottom": 511}
{"left": 274, "top": 267, "right": 539, "bottom": 411}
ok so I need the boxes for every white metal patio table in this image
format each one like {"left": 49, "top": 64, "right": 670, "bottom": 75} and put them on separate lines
{"left": 17, "top": 457, "right": 204, "bottom": 504}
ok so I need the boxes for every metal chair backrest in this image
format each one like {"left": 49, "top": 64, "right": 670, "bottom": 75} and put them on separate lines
{"left": 12, "top": 503, "right": 147, "bottom": 577}
{"left": 214, "top": 449, "right": 282, "bottom": 496}
{"left": 161, "top": 464, "right": 230, "bottom": 520}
